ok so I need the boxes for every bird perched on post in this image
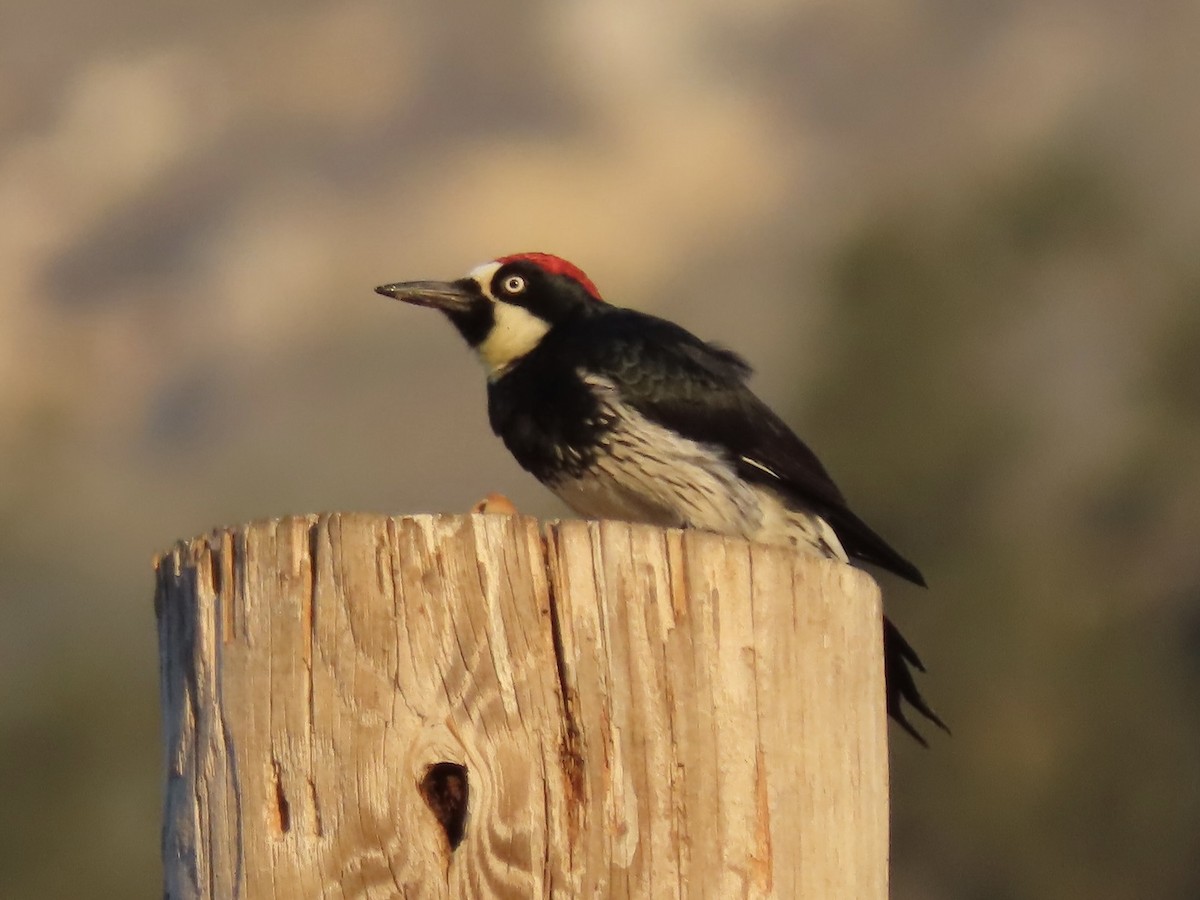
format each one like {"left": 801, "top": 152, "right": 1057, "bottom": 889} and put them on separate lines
{"left": 377, "top": 252, "right": 947, "bottom": 745}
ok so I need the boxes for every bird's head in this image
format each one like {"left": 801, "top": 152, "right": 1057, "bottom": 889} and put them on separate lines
{"left": 376, "top": 252, "right": 604, "bottom": 378}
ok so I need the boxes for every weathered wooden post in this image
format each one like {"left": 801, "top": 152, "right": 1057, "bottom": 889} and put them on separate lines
{"left": 155, "top": 512, "right": 888, "bottom": 898}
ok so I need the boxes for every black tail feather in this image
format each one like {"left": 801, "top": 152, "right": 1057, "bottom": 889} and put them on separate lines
{"left": 884, "top": 616, "right": 949, "bottom": 747}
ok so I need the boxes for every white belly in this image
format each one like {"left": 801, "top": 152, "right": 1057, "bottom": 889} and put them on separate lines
{"left": 549, "top": 375, "right": 848, "bottom": 562}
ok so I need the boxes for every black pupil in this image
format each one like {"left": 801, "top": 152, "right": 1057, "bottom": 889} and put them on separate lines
{"left": 507, "top": 277, "right": 522, "bottom": 292}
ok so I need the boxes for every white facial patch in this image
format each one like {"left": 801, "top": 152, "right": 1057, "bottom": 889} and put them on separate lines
{"left": 467, "top": 260, "right": 551, "bottom": 377}
{"left": 478, "top": 302, "right": 551, "bottom": 376}
{"left": 468, "top": 261, "right": 503, "bottom": 291}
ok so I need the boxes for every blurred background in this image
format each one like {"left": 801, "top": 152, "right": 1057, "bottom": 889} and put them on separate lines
{"left": 2, "top": 0, "right": 1199, "bottom": 896}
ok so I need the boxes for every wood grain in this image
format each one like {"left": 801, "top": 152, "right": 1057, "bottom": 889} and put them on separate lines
{"left": 156, "top": 513, "right": 887, "bottom": 898}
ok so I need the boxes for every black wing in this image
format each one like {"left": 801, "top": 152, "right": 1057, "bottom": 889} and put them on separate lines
{"left": 561, "top": 308, "right": 948, "bottom": 744}
{"left": 566, "top": 309, "right": 925, "bottom": 584}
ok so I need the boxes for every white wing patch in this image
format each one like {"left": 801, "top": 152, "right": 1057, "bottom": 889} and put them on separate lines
{"left": 740, "top": 456, "right": 780, "bottom": 480}
{"left": 739, "top": 454, "right": 847, "bottom": 559}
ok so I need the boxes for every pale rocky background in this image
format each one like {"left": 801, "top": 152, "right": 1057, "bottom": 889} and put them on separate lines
{"left": 3, "top": 0, "right": 1200, "bottom": 897}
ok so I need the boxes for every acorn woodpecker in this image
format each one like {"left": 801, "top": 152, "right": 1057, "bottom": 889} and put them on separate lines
{"left": 377, "top": 252, "right": 947, "bottom": 745}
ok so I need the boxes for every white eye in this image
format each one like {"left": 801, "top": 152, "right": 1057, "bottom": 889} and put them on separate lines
{"left": 500, "top": 274, "right": 527, "bottom": 295}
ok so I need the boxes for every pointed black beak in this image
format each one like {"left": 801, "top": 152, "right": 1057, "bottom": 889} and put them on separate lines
{"left": 375, "top": 280, "right": 476, "bottom": 314}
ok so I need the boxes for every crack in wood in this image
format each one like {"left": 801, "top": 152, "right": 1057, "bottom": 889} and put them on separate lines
{"left": 271, "top": 757, "right": 291, "bottom": 834}
{"left": 305, "top": 520, "right": 319, "bottom": 735}
{"left": 541, "top": 530, "right": 585, "bottom": 836}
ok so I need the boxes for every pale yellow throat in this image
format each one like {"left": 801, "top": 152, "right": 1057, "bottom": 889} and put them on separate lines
{"left": 477, "top": 300, "right": 550, "bottom": 377}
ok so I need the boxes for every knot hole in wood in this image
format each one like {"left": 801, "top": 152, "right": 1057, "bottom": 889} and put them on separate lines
{"left": 420, "top": 762, "right": 469, "bottom": 851}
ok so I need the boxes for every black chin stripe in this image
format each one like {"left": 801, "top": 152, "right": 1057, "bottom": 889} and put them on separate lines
{"left": 448, "top": 303, "right": 494, "bottom": 347}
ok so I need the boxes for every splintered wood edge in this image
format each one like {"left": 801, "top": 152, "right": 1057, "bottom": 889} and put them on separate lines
{"left": 154, "top": 513, "right": 879, "bottom": 591}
